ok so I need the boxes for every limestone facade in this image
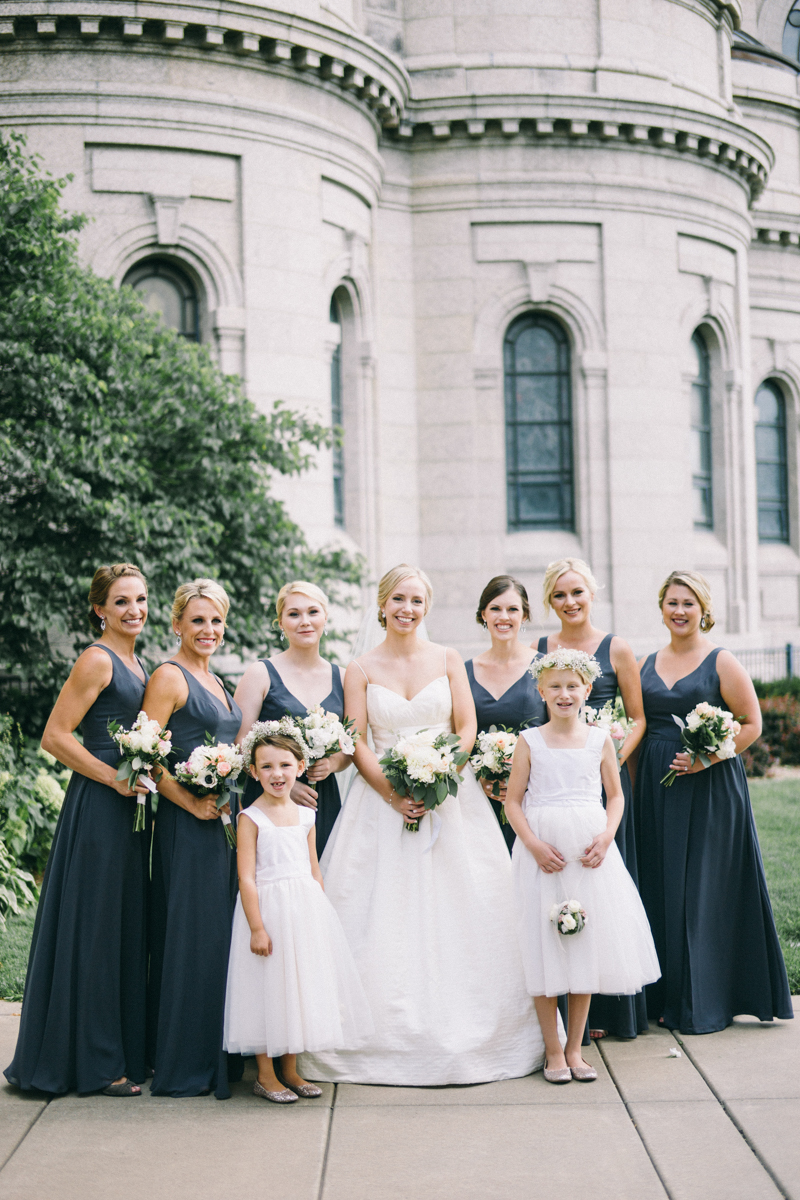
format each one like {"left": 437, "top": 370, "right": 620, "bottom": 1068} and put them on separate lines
{"left": 3, "top": 0, "right": 800, "bottom": 654}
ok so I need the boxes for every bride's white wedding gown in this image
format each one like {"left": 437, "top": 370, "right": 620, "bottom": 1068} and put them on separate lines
{"left": 300, "top": 663, "right": 547, "bottom": 1086}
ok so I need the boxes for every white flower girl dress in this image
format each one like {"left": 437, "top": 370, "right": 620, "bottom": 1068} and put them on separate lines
{"left": 512, "top": 726, "right": 661, "bottom": 998}
{"left": 301, "top": 654, "right": 547, "bottom": 1086}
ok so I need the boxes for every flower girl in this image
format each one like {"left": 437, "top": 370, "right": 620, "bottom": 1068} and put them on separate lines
{"left": 223, "top": 730, "right": 372, "bottom": 1103}
{"left": 504, "top": 649, "right": 660, "bottom": 1084}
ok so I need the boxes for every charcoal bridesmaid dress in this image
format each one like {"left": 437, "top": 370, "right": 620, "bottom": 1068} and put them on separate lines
{"left": 636, "top": 648, "right": 792, "bottom": 1034}
{"left": 240, "top": 659, "right": 344, "bottom": 858}
{"left": 147, "top": 663, "right": 243, "bottom": 1097}
{"left": 465, "top": 657, "right": 545, "bottom": 852}
{"left": 5, "top": 645, "right": 150, "bottom": 1094}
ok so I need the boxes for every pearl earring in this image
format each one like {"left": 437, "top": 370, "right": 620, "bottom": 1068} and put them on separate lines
{"left": 100, "top": 618, "right": 106, "bottom": 632}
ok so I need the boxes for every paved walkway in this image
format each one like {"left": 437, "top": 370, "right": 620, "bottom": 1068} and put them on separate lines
{"left": 1, "top": 997, "right": 797, "bottom": 1200}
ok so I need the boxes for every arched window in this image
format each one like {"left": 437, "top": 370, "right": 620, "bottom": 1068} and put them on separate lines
{"left": 504, "top": 314, "right": 573, "bottom": 531}
{"left": 329, "top": 296, "right": 344, "bottom": 529}
{"left": 784, "top": 1, "right": 800, "bottom": 61}
{"left": 122, "top": 259, "right": 199, "bottom": 340}
{"left": 755, "top": 380, "right": 790, "bottom": 543}
{"left": 691, "top": 330, "right": 713, "bottom": 529}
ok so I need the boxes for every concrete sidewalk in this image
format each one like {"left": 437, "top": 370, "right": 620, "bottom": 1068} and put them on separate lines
{"left": 1, "top": 998, "right": 797, "bottom": 1200}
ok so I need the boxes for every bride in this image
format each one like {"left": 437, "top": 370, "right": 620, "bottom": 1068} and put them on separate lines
{"left": 301, "top": 564, "right": 547, "bottom": 1086}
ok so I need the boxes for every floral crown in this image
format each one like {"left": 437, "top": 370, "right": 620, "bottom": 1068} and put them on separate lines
{"left": 529, "top": 646, "right": 603, "bottom": 685}
{"left": 240, "top": 717, "right": 310, "bottom": 767}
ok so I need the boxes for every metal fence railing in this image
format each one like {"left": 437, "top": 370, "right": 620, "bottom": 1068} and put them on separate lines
{"left": 732, "top": 645, "right": 800, "bottom": 682}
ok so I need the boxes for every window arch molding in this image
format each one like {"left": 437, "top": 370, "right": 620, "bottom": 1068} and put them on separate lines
{"left": 122, "top": 256, "right": 201, "bottom": 340}
{"left": 754, "top": 374, "right": 796, "bottom": 546}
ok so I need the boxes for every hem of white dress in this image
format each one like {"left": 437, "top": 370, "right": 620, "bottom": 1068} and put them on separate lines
{"left": 298, "top": 1056, "right": 546, "bottom": 1087}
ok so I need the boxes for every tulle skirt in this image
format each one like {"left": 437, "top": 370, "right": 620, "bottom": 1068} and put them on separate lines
{"left": 223, "top": 876, "right": 373, "bottom": 1058}
{"left": 512, "top": 802, "right": 661, "bottom": 998}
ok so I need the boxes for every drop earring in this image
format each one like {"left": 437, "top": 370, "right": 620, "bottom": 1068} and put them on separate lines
{"left": 100, "top": 618, "right": 106, "bottom": 632}
{"left": 482, "top": 621, "right": 488, "bottom": 630}
{"left": 176, "top": 633, "right": 181, "bottom": 644}
{"left": 220, "top": 637, "right": 225, "bottom": 647}
{"left": 280, "top": 629, "right": 285, "bottom": 641}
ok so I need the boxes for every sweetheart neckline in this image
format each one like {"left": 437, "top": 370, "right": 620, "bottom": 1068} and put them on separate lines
{"left": 367, "top": 675, "right": 449, "bottom": 704}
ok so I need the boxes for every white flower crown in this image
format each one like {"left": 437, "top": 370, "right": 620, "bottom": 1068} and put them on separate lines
{"left": 240, "top": 717, "right": 311, "bottom": 767}
{"left": 529, "top": 646, "right": 603, "bottom": 684}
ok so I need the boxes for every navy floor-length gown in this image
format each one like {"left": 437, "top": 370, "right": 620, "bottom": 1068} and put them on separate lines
{"left": 147, "top": 663, "right": 242, "bottom": 1098}
{"left": 5, "top": 645, "right": 150, "bottom": 1094}
{"left": 240, "top": 659, "right": 344, "bottom": 858}
{"left": 574, "top": 633, "right": 648, "bottom": 1039}
{"left": 636, "top": 648, "right": 792, "bottom": 1034}
{"left": 465, "top": 657, "right": 545, "bottom": 852}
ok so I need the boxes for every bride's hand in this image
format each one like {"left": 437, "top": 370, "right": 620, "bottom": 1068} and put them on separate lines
{"left": 390, "top": 793, "right": 425, "bottom": 822}
{"left": 291, "top": 781, "right": 318, "bottom": 810}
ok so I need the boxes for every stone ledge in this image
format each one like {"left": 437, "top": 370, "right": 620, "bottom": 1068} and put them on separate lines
{"left": 392, "top": 115, "right": 769, "bottom": 202}
{"left": 0, "top": 9, "right": 406, "bottom": 128}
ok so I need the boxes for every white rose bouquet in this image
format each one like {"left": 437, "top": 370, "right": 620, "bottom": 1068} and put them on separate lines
{"left": 108, "top": 711, "right": 172, "bottom": 832}
{"left": 173, "top": 735, "right": 245, "bottom": 847}
{"left": 379, "top": 728, "right": 469, "bottom": 832}
{"left": 297, "top": 706, "right": 358, "bottom": 762}
{"left": 550, "top": 899, "right": 587, "bottom": 936}
{"left": 583, "top": 698, "right": 634, "bottom": 764}
{"left": 469, "top": 725, "right": 518, "bottom": 821}
{"left": 660, "top": 702, "right": 742, "bottom": 787}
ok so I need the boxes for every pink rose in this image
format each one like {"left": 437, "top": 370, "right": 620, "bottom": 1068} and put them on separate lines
{"left": 157, "top": 740, "right": 170, "bottom": 756}
{"left": 217, "top": 761, "right": 232, "bottom": 777}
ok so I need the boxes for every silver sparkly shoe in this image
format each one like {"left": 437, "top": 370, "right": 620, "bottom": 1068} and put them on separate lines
{"left": 570, "top": 1063, "right": 598, "bottom": 1082}
{"left": 543, "top": 1063, "right": 572, "bottom": 1084}
{"left": 253, "top": 1080, "right": 298, "bottom": 1103}
{"left": 287, "top": 1083, "right": 322, "bottom": 1099}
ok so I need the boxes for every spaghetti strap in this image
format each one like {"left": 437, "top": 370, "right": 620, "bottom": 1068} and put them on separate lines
{"left": 353, "top": 660, "right": 370, "bottom": 684}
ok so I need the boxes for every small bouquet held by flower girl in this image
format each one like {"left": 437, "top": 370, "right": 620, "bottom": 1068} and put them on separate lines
{"left": 470, "top": 726, "right": 518, "bottom": 821}
{"left": 297, "top": 706, "right": 358, "bottom": 763}
{"left": 550, "top": 899, "right": 587, "bottom": 937}
{"left": 108, "top": 711, "right": 172, "bottom": 831}
{"left": 660, "top": 701, "right": 741, "bottom": 787}
{"left": 380, "top": 728, "right": 469, "bottom": 831}
{"left": 173, "top": 735, "right": 244, "bottom": 847}
{"left": 583, "top": 698, "right": 634, "bottom": 764}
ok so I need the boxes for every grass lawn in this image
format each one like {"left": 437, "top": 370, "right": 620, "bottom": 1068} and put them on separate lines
{"left": 0, "top": 905, "right": 35, "bottom": 1001}
{"left": 750, "top": 777, "right": 800, "bottom": 994}
{"left": 0, "top": 780, "right": 797, "bottom": 1002}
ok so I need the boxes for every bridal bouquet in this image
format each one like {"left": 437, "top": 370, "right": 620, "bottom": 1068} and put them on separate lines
{"left": 240, "top": 717, "right": 311, "bottom": 767}
{"left": 298, "top": 706, "right": 358, "bottom": 762}
{"left": 108, "top": 711, "right": 172, "bottom": 831}
{"left": 379, "top": 728, "right": 469, "bottom": 832}
{"left": 550, "top": 899, "right": 587, "bottom": 936}
{"left": 173, "top": 735, "right": 245, "bottom": 847}
{"left": 660, "top": 702, "right": 741, "bottom": 787}
{"left": 583, "top": 699, "right": 634, "bottom": 764}
{"left": 470, "top": 726, "right": 518, "bottom": 821}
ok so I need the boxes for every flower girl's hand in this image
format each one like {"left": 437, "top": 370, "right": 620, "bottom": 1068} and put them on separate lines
{"left": 581, "top": 832, "right": 613, "bottom": 869}
{"left": 530, "top": 840, "right": 566, "bottom": 873}
{"left": 291, "top": 781, "right": 318, "bottom": 810}
{"left": 250, "top": 929, "right": 272, "bottom": 957}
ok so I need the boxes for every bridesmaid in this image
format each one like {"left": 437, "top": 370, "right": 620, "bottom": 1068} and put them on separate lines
{"left": 5, "top": 564, "right": 150, "bottom": 1095}
{"left": 535, "top": 557, "right": 647, "bottom": 1040}
{"left": 234, "top": 581, "right": 351, "bottom": 858}
{"left": 144, "top": 579, "right": 243, "bottom": 1098}
{"left": 635, "top": 570, "right": 792, "bottom": 1034}
{"left": 465, "top": 575, "right": 544, "bottom": 851}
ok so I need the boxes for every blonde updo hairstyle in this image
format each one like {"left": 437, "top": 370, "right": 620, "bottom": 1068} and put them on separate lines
{"left": 88, "top": 563, "right": 147, "bottom": 633}
{"left": 171, "top": 578, "right": 230, "bottom": 629}
{"left": 377, "top": 564, "right": 433, "bottom": 629}
{"left": 658, "top": 570, "right": 716, "bottom": 632}
{"left": 542, "top": 557, "right": 600, "bottom": 618}
{"left": 274, "top": 581, "right": 329, "bottom": 630}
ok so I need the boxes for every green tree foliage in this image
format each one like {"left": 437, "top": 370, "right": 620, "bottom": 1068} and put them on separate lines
{"left": 0, "top": 133, "right": 361, "bottom": 730}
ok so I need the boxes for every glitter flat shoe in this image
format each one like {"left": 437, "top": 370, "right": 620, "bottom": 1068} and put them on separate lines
{"left": 287, "top": 1083, "right": 322, "bottom": 1098}
{"left": 253, "top": 1081, "right": 298, "bottom": 1103}
{"left": 570, "top": 1064, "right": 598, "bottom": 1082}
{"left": 543, "top": 1063, "right": 572, "bottom": 1084}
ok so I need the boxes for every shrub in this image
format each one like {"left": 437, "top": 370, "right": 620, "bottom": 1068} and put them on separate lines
{"left": 757, "top": 696, "right": 800, "bottom": 767}
{"left": 742, "top": 738, "right": 778, "bottom": 778}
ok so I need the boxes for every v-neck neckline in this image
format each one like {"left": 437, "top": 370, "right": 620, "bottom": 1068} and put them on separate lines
{"left": 269, "top": 660, "right": 336, "bottom": 713}
{"left": 652, "top": 649, "right": 715, "bottom": 693}
{"left": 470, "top": 660, "right": 535, "bottom": 704}
{"left": 100, "top": 645, "right": 146, "bottom": 687}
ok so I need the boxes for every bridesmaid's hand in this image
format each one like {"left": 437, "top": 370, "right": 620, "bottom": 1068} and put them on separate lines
{"left": 481, "top": 778, "right": 507, "bottom": 802}
{"left": 530, "top": 839, "right": 566, "bottom": 873}
{"left": 109, "top": 775, "right": 138, "bottom": 798}
{"left": 250, "top": 929, "right": 272, "bottom": 957}
{"left": 191, "top": 795, "right": 221, "bottom": 820}
{"left": 307, "top": 755, "right": 335, "bottom": 783}
{"left": 219, "top": 801, "right": 231, "bottom": 817}
{"left": 291, "top": 781, "right": 318, "bottom": 810}
{"left": 581, "top": 831, "right": 613, "bottom": 869}
{"left": 669, "top": 750, "right": 706, "bottom": 776}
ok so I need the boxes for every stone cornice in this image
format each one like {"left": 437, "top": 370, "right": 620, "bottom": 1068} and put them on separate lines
{"left": 0, "top": 2, "right": 409, "bottom": 129}
{"left": 389, "top": 103, "right": 772, "bottom": 204}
